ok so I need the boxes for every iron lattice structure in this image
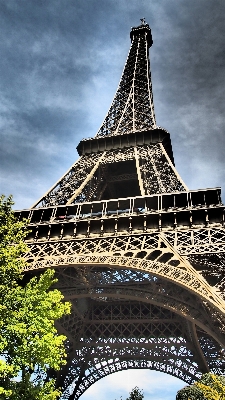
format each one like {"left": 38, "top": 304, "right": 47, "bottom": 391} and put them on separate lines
{"left": 15, "top": 21, "right": 225, "bottom": 399}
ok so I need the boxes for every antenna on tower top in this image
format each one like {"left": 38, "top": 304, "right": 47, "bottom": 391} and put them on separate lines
{"left": 140, "top": 17, "right": 146, "bottom": 25}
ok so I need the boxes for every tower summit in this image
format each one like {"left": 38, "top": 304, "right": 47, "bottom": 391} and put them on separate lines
{"left": 15, "top": 21, "right": 225, "bottom": 400}
{"left": 96, "top": 20, "right": 155, "bottom": 137}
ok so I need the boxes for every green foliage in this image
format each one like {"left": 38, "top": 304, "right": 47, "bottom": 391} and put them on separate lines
{"left": 126, "top": 387, "right": 144, "bottom": 400}
{"left": 176, "top": 383, "right": 204, "bottom": 400}
{"left": 176, "top": 373, "right": 225, "bottom": 400}
{"left": 0, "top": 195, "right": 71, "bottom": 399}
{"left": 116, "top": 386, "right": 144, "bottom": 400}
{"left": 196, "top": 374, "right": 225, "bottom": 400}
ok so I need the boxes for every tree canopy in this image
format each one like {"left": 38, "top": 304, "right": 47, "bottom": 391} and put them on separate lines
{"left": 116, "top": 386, "right": 144, "bottom": 400}
{"left": 0, "top": 195, "right": 71, "bottom": 399}
{"left": 126, "top": 387, "right": 144, "bottom": 400}
{"left": 176, "top": 373, "right": 225, "bottom": 400}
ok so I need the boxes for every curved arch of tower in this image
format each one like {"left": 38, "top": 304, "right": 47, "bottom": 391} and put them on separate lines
{"left": 15, "top": 20, "right": 225, "bottom": 399}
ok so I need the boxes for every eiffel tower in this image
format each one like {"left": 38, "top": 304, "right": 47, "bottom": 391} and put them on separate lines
{"left": 15, "top": 20, "right": 225, "bottom": 399}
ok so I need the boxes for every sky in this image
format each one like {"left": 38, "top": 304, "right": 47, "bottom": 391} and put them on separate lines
{"left": 80, "top": 369, "right": 185, "bottom": 400}
{"left": 0, "top": 0, "right": 225, "bottom": 398}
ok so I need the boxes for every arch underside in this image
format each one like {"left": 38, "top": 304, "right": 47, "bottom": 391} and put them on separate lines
{"left": 61, "top": 339, "right": 223, "bottom": 400}
{"left": 24, "top": 233, "right": 225, "bottom": 399}
{"left": 52, "top": 263, "right": 225, "bottom": 399}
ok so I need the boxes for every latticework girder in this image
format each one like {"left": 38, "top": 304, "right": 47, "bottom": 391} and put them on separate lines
{"left": 32, "top": 142, "right": 187, "bottom": 208}
{"left": 16, "top": 20, "right": 225, "bottom": 399}
{"left": 21, "top": 223, "right": 225, "bottom": 397}
{"left": 95, "top": 23, "right": 156, "bottom": 137}
{"left": 55, "top": 289, "right": 224, "bottom": 399}
{"left": 18, "top": 191, "right": 225, "bottom": 397}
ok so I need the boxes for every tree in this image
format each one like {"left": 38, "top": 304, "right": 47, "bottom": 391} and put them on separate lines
{"left": 0, "top": 195, "right": 71, "bottom": 399}
{"left": 116, "top": 386, "right": 144, "bottom": 400}
{"left": 126, "top": 387, "right": 144, "bottom": 400}
{"left": 176, "top": 384, "right": 204, "bottom": 400}
{"left": 196, "top": 374, "right": 225, "bottom": 400}
{"left": 176, "top": 373, "right": 225, "bottom": 400}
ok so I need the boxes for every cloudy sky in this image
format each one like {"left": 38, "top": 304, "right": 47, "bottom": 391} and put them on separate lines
{"left": 1, "top": 0, "right": 225, "bottom": 397}
{"left": 1, "top": 0, "right": 225, "bottom": 212}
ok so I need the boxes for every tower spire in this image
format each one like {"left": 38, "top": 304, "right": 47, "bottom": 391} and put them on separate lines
{"left": 96, "top": 21, "right": 156, "bottom": 137}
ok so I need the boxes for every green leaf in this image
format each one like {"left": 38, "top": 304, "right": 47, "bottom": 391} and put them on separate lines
{"left": 0, "top": 195, "right": 71, "bottom": 399}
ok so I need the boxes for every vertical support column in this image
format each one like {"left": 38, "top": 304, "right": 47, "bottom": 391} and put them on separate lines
{"left": 134, "top": 147, "right": 145, "bottom": 196}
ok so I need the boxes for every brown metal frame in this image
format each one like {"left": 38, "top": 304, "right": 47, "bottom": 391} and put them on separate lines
{"left": 16, "top": 21, "right": 225, "bottom": 399}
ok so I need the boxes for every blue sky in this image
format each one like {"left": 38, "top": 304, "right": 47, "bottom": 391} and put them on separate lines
{"left": 1, "top": 1, "right": 225, "bottom": 398}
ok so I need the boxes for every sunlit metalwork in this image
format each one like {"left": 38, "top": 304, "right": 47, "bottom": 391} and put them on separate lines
{"left": 16, "top": 20, "right": 225, "bottom": 399}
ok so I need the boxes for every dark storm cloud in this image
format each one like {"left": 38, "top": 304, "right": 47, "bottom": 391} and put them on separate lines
{"left": 146, "top": 1, "right": 225, "bottom": 193}
{"left": 1, "top": 0, "right": 225, "bottom": 209}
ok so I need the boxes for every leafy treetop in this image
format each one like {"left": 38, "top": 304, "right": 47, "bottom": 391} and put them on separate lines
{"left": 176, "top": 373, "right": 225, "bottom": 400}
{"left": 0, "top": 195, "right": 71, "bottom": 400}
